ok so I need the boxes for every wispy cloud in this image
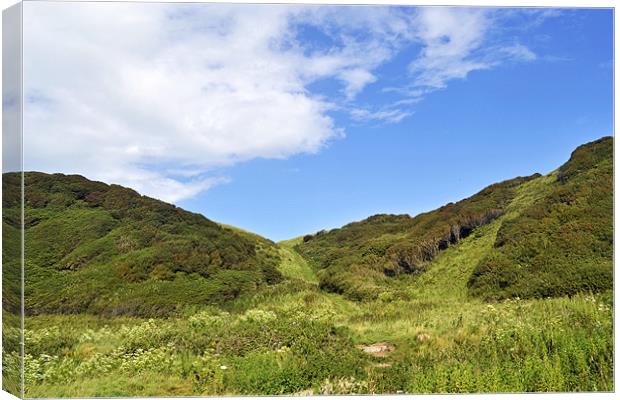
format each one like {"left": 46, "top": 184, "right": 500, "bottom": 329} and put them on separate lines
{"left": 409, "top": 8, "right": 491, "bottom": 89}
{"left": 497, "top": 43, "right": 537, "bottom": 62}
{"left": 340, "top": 69, "right": 377, "bottom": 100}
{"left": 408, "top": 8, "right": 538, "bottom": 92}
{"left": 350, "top": 7, "right": 544, "bottom": 125}
{"left": 350, "top": 107, "right": 413, "bottom": 124}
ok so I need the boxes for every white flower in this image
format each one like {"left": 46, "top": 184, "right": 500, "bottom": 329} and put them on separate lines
{"left": 220, "top": 365, "right": 228, "bottom": 370}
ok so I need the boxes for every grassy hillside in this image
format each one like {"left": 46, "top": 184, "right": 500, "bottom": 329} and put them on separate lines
{"left": 2, "top": 173, "right": 23, "bottom": 397}
{"left": 295, "top": 137, "right": 612, "bottom": 303}
{"left": 20, "top": 205, "right": 613, "bottom": 396}
{"left": 295, "top": 174, "right": 540, "bottom": 300}
{"left": 4, "top": 137, "right": 613, "bottom": 396}
{"left": 2, "top": 173, "right": 22, "bottom": 315}
{"left": 468, "top": 136, "right": 613, "bottom": 299}
{"left": 3, "top": 172, "right": 283, "bottom": 317}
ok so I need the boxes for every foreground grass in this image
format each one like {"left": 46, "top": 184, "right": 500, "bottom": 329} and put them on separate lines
{"left": 19, "top": 288, "right": 612, "bottom": 397}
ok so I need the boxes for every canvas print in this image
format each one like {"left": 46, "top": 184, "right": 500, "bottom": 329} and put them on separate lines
{"left": 2, "top": 2, "right": 614, "bottom": 397}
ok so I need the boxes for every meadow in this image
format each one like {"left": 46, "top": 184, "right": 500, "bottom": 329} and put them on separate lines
{"left": 16, "top": 215, "right": 614, "bottom": 396}
{"left": 15, "top": 280, "right": 613, "bottom": 396}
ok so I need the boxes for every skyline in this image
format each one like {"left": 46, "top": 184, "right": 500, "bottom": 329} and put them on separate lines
{"left": 20, "top": 4, "right": 613, "bottom": 240}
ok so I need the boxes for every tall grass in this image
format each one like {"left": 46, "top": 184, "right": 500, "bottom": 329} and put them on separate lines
{"left": 19, "top": 287, "right": 612, "bottom": 397}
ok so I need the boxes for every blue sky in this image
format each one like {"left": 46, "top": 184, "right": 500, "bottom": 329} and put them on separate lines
{"left": 23, "top": 5, "right": 613, "bottom": 241}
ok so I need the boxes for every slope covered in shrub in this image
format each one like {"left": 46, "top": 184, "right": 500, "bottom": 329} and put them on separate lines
{"left": 295, "top": 174, "right": 540, "bottom": 300}
{"left": 468, "top": 136, "right": 613, "bottom": 300}
{"left": 3, "top": 172, "right": 282, "bottom": 316}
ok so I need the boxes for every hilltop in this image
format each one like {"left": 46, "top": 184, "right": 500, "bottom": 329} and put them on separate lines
{"left": 469, "top": 136, "right": 613, "bottom": 299}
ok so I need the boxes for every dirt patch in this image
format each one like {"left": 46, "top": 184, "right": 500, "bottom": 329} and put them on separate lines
{"left": 356, "top": 342, "right": 394, "bottom": 357}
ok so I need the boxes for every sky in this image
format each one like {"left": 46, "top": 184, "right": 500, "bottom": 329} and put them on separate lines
{"left": 20, "top": 4, "right": 613, "bottom": 241}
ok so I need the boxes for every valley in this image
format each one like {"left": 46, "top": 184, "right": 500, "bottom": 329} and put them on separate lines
{"left": 2, "top": 137, "right": 613, "bottom": 396}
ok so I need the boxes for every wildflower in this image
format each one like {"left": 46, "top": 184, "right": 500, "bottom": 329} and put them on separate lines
{"left": 276, "top": 346, "right": 289, "bottom": 353}
{"left": 220, "top": 365, "right": 228, "bottom": 370}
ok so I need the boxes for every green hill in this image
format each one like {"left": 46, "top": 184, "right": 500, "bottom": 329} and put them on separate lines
{"left": 295, "top": 136, "right": 613, "bottom": 302}
{"left": 468, "top": 136, "right": 613, "bottom": 299}
{"left": 294, "top": 174, "right": 539, "bottom": 300}
{"left": 3, "top": 172, "right": 283, "bottom": 317}
{"left": 8, "top": 137, "right": 611, "bottom": 317}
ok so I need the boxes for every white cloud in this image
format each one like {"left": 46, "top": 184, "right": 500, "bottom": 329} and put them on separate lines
{"left": 3, "top": 4, "right": 22, "bottom": 173}
{"left": 350, "top": 107, "right": 413, "bottom": 124}
{"left": 497, "top": 43, "right": 537, "bottom": 61}
{"left": 339, "top": 69, "right": 377, "bottom": 100}
{"left": 409, "top": 7, "right": 537, "bottom": 91}
{"left": 22, "top": 4, "right": 545, "bottom": 202}
{"left": 108, "top": 170, "right": 230, "bottom": 204}
{"left": 409, "top": 8, "right": 490, "bottom": 89}
{"left": 22, "top": 3, "right": 412, "bottom": 202}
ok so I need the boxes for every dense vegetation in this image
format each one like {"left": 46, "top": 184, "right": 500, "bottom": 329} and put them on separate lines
{"left": 4, "top": 172, "right": 282, "bottom": 317}
{"left": 2, "top": 137, "right": 613, "bottom": 396}
{"left": 295, "top": 174, "right": 539, "bottom": 300}
{"left": 13, "top": 288, "right": 613, "bottom": 397}
{"left": 2, "top": 173, "right": 22, "bottom": 397}
{"left": 2, "top": 174, "right": 21, "bottom": 315}
{"left": 468, "top": 137, "right": 613, "bottom": 299}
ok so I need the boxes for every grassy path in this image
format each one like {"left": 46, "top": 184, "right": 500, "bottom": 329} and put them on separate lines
{"left": 277, "top": 237, "right": 319, "bottom": 284}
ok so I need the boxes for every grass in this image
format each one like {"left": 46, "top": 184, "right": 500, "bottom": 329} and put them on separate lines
{"left": 406, "top": 172, "right": 558, "bottom": 302}
{"left": 19, "top": 288, "right": 613, "bottom": 396}
{"left": 295, "top": 174, "right": 540, "bottom": 301}
{"left": 277, "top": 238, "right": 319, "bottom": 284}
